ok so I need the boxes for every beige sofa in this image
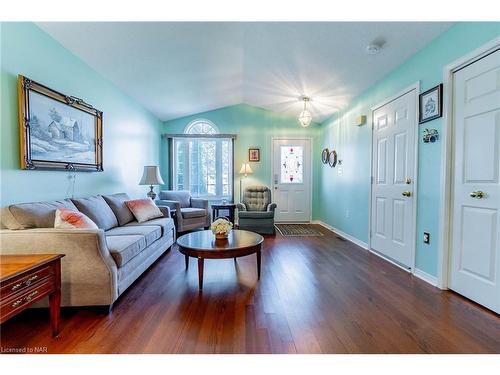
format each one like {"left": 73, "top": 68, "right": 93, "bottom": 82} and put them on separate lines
{"left": 0, "top": 193, "right": 175, "bottom": 309}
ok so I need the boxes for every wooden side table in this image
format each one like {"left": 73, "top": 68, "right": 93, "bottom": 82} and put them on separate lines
{"left": 0, "top": 254, "right": 65, "bottom": 337}
{"left": 212, "top": 203, "right": 237, "bottom": 224}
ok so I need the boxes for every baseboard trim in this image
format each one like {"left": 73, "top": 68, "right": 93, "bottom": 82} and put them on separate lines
{"left": 312, "top": 221, "right": 440, "bottom": 289}
{"left": 413, "top": 268, "right": 438, "bottom": 287}
{"left": 312, "top": 220, "right": 368, "bottom": 250}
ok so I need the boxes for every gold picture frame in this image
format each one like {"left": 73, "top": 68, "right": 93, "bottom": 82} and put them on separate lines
{"left": 18, "top": 75, "right": 103, "bottom": 171}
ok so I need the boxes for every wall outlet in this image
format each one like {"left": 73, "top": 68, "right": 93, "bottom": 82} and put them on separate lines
{"left": 345, "top": 209, "right": 350, "bottom": 218}
{"left": 423, "top": 232, "right": 430, "bottom": 244}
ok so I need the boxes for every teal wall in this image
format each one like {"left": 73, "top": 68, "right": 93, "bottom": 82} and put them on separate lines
{"left": 0, "top": 23, "right": 162, "bottom": 206}
{"left": 317, "top": 22, "right": 500, "bottom": 276}
{"left": 161, "top": 104, "right": 321, "bottom": 208}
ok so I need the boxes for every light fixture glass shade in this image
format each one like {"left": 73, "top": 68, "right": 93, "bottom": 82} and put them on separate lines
{"left": 139, "top": 165, "right": 165, "bottom": 185}
{"left": 298, "top": 109, "right": 312, "bottom": 127}
{"left": 239, "top": 163, "right": 253, "bottom": 175}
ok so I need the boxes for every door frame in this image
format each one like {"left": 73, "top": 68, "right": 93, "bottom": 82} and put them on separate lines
{"left": 437, "top": 37, "right": 500, "bottom": 289}
{"left": 368, "top": 82, "right": 420, "bottom": 272}
{"left": 271, "top": 137, "right": 313, "bottom": 223}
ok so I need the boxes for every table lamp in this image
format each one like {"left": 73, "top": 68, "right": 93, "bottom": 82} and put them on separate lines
{"left": 139, "top": 165, "right": 165, "bottom": 200}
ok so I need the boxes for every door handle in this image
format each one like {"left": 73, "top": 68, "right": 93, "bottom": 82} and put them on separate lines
{"left": 402, "top": 191, "right": 412, "bottom": 197}
{"left": 470, "top": 191, "right": 485, "bottom": 199}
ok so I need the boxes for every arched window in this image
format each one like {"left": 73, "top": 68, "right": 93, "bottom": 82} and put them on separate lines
{"left": 172, "top": 119, "right": 232, "bottom": 200}
{"left": 184, "top": 119, "right": 219, "bottom": 135}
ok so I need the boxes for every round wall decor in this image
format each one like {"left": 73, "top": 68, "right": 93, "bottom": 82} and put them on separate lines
{"left": 328, "top": 150, "right": 337, "bottom": 167}
{"left": 321, "top": 148, "right": 329, "bottom": 164}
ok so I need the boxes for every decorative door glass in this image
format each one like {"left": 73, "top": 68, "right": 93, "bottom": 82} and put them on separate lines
{"left": 280, "top": 145, "right": 303, "bottom": 183}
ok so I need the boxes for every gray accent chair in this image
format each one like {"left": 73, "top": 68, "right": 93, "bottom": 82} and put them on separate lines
{"left": 156, "top": 190, "right": 211, "bottom": 233}
{"left": 237, "top": 185, "right": 276, "bottom": 235}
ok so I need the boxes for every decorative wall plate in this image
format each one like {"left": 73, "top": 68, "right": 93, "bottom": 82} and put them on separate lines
{"left": 328, "top": 150, "right": 337, "bottom": 167}
{"left": 321, "top": 148, "right": 329, "bottom": 164}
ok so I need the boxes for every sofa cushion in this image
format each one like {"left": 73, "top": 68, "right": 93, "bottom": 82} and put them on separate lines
{"left": 54, "top": 208, "right": 98, "bottom": 229}
{"left": 71, "top": 195, "right": 118, "bottom": 231}
{"left": 102, "top": 193, "right": 134, "bottom": 226}
{"left": 238, "top": 210, "right": 274, "bottom": 219}
{"left": 125, "top": 217, "right": 174, "bottom": 236}
{"left": 159, "top": 190, "right": 191, "bottom": 208}
{"left": 9, "top": 199, "right": 79, "bottom": 229}
{"left": 181, "top": 207, "right": 207, "bottom": 219}
{"left": 105, "top": 225, "right": 161, "bottom": 246}
{"left": 106, "top": 235, "right": 146, "bottom": 267}
{"left": 125, "top": 198, "right": 164, "bottom": 223}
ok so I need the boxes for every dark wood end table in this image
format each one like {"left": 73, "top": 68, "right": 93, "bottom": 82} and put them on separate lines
{"left": 0, "top": 254, "right": 65, "bottom": 337}
{"left": 177, "top": 230, "right": 263, "bottom": 290}
{"left": 211, "top": 203, "right": 237, "bottom": 224}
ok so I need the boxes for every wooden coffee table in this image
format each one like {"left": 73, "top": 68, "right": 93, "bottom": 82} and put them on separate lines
{"left": 177, "top": 230, "right": 263, "bottom": 290}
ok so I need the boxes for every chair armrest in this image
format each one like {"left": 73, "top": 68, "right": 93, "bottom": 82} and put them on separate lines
{"left": 156, "top": 205, "right": 171, "bottom": 218}
{"left": 0, "top": 228, "right": 118, "bottom": 306}
{"left": 155, "top": 199, "right": 181, "bottom": 214}
{"left": 236, "top": 203, "right": 247, "bottom": 211}
{"left": 191, "top": 198, "right": 209, "bottom": 210}
{"left": 267, "top": 203, "right": 277, "bottom": 212}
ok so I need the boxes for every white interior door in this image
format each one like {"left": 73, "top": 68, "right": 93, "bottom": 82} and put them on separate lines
{"left": 371, "top": 88, "right": 417, "bottom": 268}
{"left": 450, "top": 48, "right": 500, "bottom": 314}
{"left": 272, "top": 139, "right": 311, "bottom": 222}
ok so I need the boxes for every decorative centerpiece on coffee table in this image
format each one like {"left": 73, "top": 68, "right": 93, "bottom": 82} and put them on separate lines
{"left": 210, "top": 217, "right": 233, "bottom": 240}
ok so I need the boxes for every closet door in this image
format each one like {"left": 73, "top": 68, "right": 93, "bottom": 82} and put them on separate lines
{"left": 449, "top": 48, "right": 500, "bottom": 313}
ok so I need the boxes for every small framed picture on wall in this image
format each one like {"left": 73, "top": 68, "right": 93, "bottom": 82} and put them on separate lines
{"left": 419, "top": 84, "right": 443, "bottom": 124}
{"left": 248, "top": 148, "right": 260, "bottom": 162}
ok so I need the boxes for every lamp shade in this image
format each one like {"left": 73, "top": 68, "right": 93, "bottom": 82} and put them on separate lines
{"left": 239, "top": 163, "right": 253, "bottom": 175}
{"left": 139, "top": 165, "right": 165, "bottom": 185}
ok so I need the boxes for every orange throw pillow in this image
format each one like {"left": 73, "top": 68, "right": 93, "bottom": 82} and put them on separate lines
{"left": 125, "top": 198, "right": 163, "bottom": 223}
{"left": 54, "top": 208, "right": 98, "bottom": 229}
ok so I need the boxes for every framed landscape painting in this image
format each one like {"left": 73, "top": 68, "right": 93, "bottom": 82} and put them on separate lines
{"left": 18, "top": 75, "right": 103, "bottom": 171}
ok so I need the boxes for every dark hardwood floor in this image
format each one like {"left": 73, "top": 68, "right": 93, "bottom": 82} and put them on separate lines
{"left": 1, "top": 225, "right": 499, "bottom": 353}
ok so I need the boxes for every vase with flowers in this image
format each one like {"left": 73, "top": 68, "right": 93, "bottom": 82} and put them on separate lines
{"left": 210, "top": 217, "right": 233, "bottom": 240}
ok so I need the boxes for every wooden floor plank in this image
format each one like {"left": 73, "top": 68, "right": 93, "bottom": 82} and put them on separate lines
{"left": 1, "top": 225, "right": 499, "bottom": 354}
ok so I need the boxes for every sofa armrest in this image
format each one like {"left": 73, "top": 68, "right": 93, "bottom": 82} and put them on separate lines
{"left": 0, "top": 228, "right": 118, "bottom": 307}
{"left": 157, "top": 205, "right": 171, "bottom": 218}
{"left": 155, "top": 199, "right": 181, "bottom": 214}
{"left": 236, "top": 203, "right": 247, "bottom": 211}
{"left": 191, "top": 198, "right": 209, "bottom": 210}
{"left": 267, "top": 203, "right": 277, "bottom": 212}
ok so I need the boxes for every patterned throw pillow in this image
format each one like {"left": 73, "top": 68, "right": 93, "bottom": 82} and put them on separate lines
{"left": 54, "top": 208, "right": 98, "bottom": 229}
{"left": 125, "top": 199, "right": 163, "bottom": 223}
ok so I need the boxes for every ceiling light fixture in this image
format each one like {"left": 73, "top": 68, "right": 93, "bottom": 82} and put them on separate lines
{"left": 298, "top": 96, "right": 312, "bottom": 127}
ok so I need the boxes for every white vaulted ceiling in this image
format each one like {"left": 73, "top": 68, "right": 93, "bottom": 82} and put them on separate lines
{"left": 37, "top": 22, "right": 453, "bottom": 122}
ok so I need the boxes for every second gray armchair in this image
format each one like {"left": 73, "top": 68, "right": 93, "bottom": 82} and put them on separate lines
{"left": 237, "top": 185, "right": 276, "bottom": 235}
{"left": 156, "top": 190, "right": 211, "bottom": 233}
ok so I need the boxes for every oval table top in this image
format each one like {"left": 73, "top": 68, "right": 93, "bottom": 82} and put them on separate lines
{"left": 177, "top": 230, "right": 263, "bottom": 258}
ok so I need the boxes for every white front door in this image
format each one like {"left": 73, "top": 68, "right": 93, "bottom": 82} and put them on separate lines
{"left": 371, "top": 88, "right": 417, "bottom": 268}
{"left": 450, "top": 48, "right": 500, "bottom": 314}
{"left": 272, "top": 138, "right": 312, "bottom": 222}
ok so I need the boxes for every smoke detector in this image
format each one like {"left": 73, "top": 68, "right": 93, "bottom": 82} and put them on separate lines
{"left": 366, "top": 43, "right": 382, "bottom": 55}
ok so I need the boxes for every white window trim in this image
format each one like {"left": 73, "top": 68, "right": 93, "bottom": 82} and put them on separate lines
{"left": 172, "top": 119, "right": 233, "bottom": 200}
{"left": 184, "top": 118, "right": 219, "bottom": 135}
